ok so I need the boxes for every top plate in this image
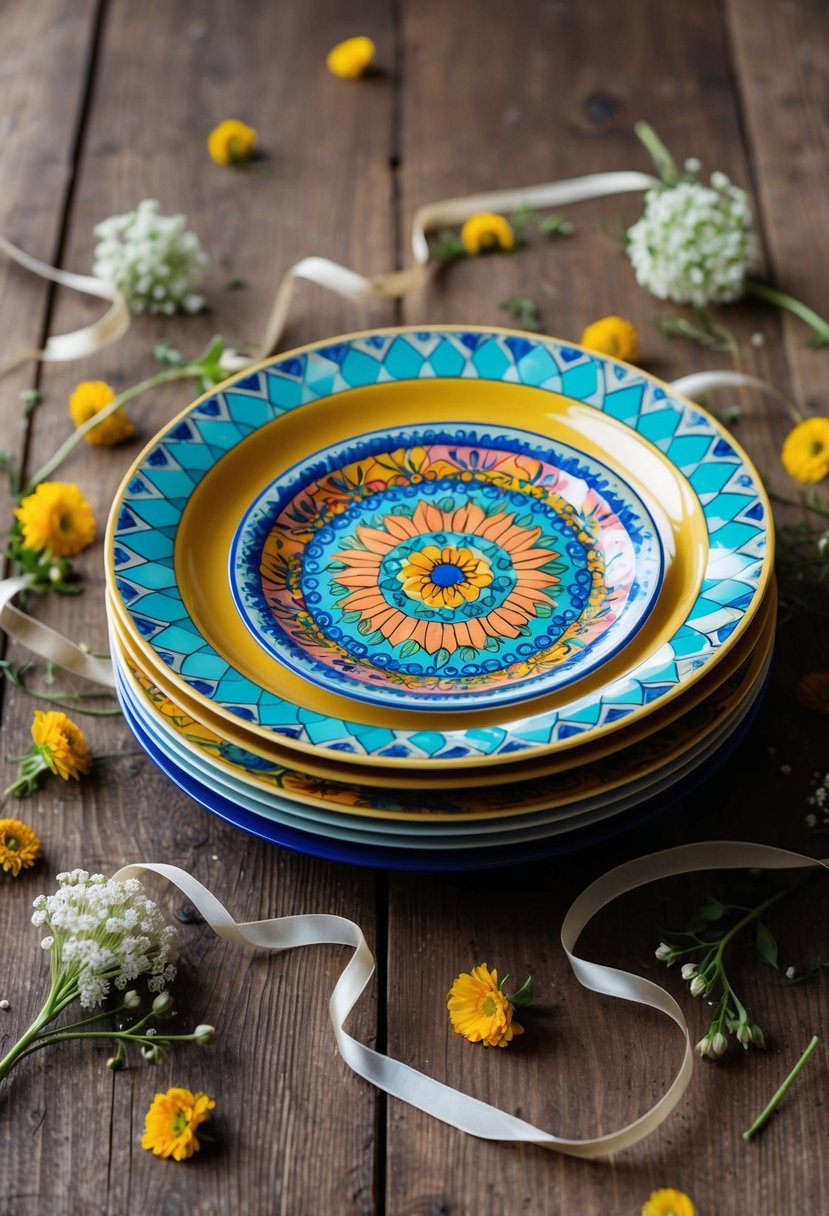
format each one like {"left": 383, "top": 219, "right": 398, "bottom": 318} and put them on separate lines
{"left": 229, "top": 421, "right": 663, "bottom": 712}
{"left": 106, "top": 327, "right": 772, "bottom": 768}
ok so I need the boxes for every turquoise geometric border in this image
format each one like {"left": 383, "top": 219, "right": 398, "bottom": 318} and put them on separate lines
{"left": 109, "top": 328, "right": 770, "bottom": 762}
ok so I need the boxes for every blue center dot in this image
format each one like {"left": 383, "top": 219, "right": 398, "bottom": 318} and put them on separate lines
{"left": 430, "top": 562, "right": 464, "bottom": 588}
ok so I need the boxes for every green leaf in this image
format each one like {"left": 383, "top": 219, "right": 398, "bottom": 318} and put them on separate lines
{"left": 755, "top": 922, "right": 780, "bottom": 970}
{"left": 459, "top": 646, "right": 478, "bottom": 663}
{"left": 508, "top": 974, "right": 534, "bottom": 1008}
{"left": 534, "top": 602, "right": 553, "bottom": 617}
{"left": 399, "top": 639, "right": 420, "bottom": 658}
{"left": 498, "top": 296, "right": 541, "bottom": 333}
{"left": 538, "top": 214, "right": 574, "bottom": 238}
{"left": 434, "top": 648, "right": 451, "bottom": 669}
{"left": 341, "top": 611, "right": 361, "bottom": 624}
{"left": 432, "top": 230, "right": 467, "bottom": 263}
{"left": 357, "top": 619, "right": 375, "bottom": 636}
{"left": 484, "top": 636, "right": 500, "bottom": 652}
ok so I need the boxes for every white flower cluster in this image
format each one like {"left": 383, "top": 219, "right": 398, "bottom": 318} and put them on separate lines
{"left": 627, "top": 171, "right": 759, "bottom": 308}
{"left": 92, "top": 199, "right": 208, "bottom": 315}
{"left": 32, "top": 869, "right": 178, "bottom": 1008}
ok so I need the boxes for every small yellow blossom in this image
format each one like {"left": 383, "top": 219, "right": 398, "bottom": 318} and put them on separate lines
{"left": 580, "top": 315, "right": 641, "bottom": 363}
{"left": 797, "top": 671, "right": 829, "bottom": 715}
{"left": 326, "top": 36, "right": 375, "bottom": 79}
{"left": 447, "top": 964, "right": 524, "bottom": 1048}
{"left": 69, "top": 381, "right": 135, "bottom": 447}
{"left": 14, "top": 482, "right": 96, "bottom": 558}
{"left": 642, "top": 1188, "right": 696, "bottom": 1216}
{"left": 460, "top": 213, "right": 515, "bottom": 255}
{"left": 141, "top": 1087, "right": 215, "bottom": 1161}
{"left": 31, "top": 710, "right": 92, "bottom": 782}
{"left": 781, "top": 417, "right": 829, "bottom": 484}
{"left": 207, "top": 119, "right": 257, "bottom": 166}
{"left": 0, "top": 819, "right": 42, "bottom": 877}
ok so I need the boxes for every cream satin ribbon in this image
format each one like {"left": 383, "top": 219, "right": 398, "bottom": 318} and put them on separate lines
{"left": 113, "top": 842, "right": 826, "bottom": 1157}
{"left": 255, "top": 170, "right": 659, "bottom": 354}
{"left": 0, "top": 233, "right": 128, "bottom": 378}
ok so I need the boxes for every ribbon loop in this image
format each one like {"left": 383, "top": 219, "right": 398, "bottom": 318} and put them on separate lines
{"left": 111, "top": 843, "right": 828, "bottom": 1159}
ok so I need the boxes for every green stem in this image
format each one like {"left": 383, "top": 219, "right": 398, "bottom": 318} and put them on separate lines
{"left": 714, "top": 887, "right": 791, "bottom": 966}
{"left": 745, "top": 278, "right": 829, "bottom": 349}
{"left": 0, "top": 979, "right": 74, "bottom": 1082}
{"left": 634, "top": 120, "right": 679, "bottom": 185}
{"left": 24, "top": 365, "right": 197, "bottom": 493}
{"left": 742, "top": 1036, "right": 821, "bottom": 1140}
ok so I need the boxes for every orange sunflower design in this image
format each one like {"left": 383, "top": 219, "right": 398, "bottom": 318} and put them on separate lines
{"left": 333, "top": 500, "right": 561, "bottom": 656}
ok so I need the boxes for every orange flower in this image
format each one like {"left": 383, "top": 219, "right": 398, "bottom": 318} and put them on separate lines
{"left": 447, "top": 964, "right": 524, "bottom": 1048}
{"left": 69, "top": 381, "right": 135, "bottom": 446}
{"left": 141, "top": 1087, "right": 215, "bottom": 1161}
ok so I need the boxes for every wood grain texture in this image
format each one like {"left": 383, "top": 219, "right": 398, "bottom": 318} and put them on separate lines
{"left": 1, "top": 1, "right": 828, "bottom": 1213}
{"left": 388, "top": 1, "right": 829, "bottom": 1212}
{"left": 0, "top": 1, "right": 395, "bottom": 1213}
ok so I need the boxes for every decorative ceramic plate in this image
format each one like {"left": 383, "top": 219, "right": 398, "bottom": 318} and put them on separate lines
{"left": 107, "top": 581, "right": 773, "bottom": 792}
{"left": 107, "top": 327, "right": 772, "bottom": 768}
{"left": 116, "top": 662, "right": 767, "bottom": 869}
{"left": 113, "top": 609, "right": 772, "bottom": 827}
{"left": 229, "top": 423, "right": 663, "bottom": 712}
{"left": 117, "top": 656, "right": 765, "bottom": 845}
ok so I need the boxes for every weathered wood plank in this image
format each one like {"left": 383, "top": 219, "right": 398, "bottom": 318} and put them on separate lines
{"left": 387, "top": 1, "right": 828, "bottom": 1212}
{"left": 0, "top": 1, "right": 395, "bottom": 1213}
{"left": 0, "top": 0, "right": 100, "bottom": 562}
{"left": 727, "top": 0, "right": 829, "bottom": 416}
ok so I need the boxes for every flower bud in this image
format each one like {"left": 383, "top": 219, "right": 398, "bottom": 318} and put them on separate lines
{"left": 193, "top": 1024, "right": 216, "bottom": 1045}
{"left": 655, "top": 943, "right": 673, "bottom": 962}
{"left": 123, "top": 990, "right": 142, "bottom": 1010}
{"left": 152, "top": 992, "right": 173, "bottom": 1015}
{"left": 140, "top": 1042, "right": 164, "bottom": 1065}
{"left": 106, "top": 1051, "right": 124, "bottom": 1071}
{"left": 680, "top": 963, "right": 697, "bottom": 980}
{"left": 711, "top": 1032, "right": 728, "bottom": 1057}
{"left": 689, "top": 975, "right": 708, "bottom": 997}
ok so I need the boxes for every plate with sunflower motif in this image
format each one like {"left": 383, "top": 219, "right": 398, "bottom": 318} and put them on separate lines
{"left": 228, "top": 422, "right": 663, "bottom": 712}
{"left": 106, "top": 327, "right": 772, "bottom": 770}
{"left": 111, "top": 589, "right": 773, "bottom": 826}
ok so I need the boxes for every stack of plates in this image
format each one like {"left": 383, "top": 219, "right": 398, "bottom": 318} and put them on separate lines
{"left": 104, "top": 328, "right": 774, "bottom": 870}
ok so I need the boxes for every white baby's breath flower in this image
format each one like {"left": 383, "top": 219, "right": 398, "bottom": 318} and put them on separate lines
{"left": 31, "top": 869, "right": 178, "bottom": 1008}
{"left": 627, "top": 173, "right": 759, "bottom": 308}
{"left": 92, "top": 199, "right": 208, "bottom": 316}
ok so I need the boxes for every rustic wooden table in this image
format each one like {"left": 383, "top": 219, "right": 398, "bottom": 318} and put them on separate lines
{"left": 1, "top": 2, "right": 828, "bottom": 1213}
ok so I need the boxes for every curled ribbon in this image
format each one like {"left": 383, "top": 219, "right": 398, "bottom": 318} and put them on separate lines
{"left": 114, "top": 842, "right": 826, "bottom": 1157}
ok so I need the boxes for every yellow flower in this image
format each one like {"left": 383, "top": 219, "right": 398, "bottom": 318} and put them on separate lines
{"left": 460, "top": 213, "right": 515, "bottom": 254}
{"left": 326, "top": 36, "right": 375, "bottom": 79}
{"left": 642, "top": 1188, "right": 696, "bottom": 1216}
{"left": 797, "top": 671, "right": 829, "bottom": 715}
{"left": 398, "top": 545, "right": 493, "bottom": 610}
{"left": 447, "top": 964, "right": 524, "bottom": 1048}
{"left": 0, "top": 818, "right": 42, "bottom": 877}
{"left": 69, "top": 380, "right": 135, "bottom": 447}
{"left": 141, "top": 1087, "right": 215, "bottom": 1161}
{"left": 14, "top": 482, "right": 96, "bottom": 558}
{"left": 781, "top": 417, "right": 829, "bottom": 484}
{"left": 207, "top": 119, "right": 257, "bottom": 166}
{"left": 580, "top": 315, "right": 641, "bottom": 363}
{"left": 31, "top": 710, "right": 92, "bottom": 782}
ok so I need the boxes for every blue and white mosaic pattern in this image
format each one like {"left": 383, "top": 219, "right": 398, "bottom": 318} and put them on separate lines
{"left": 109, "top": 329, "right": 771, "bottom": 763}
